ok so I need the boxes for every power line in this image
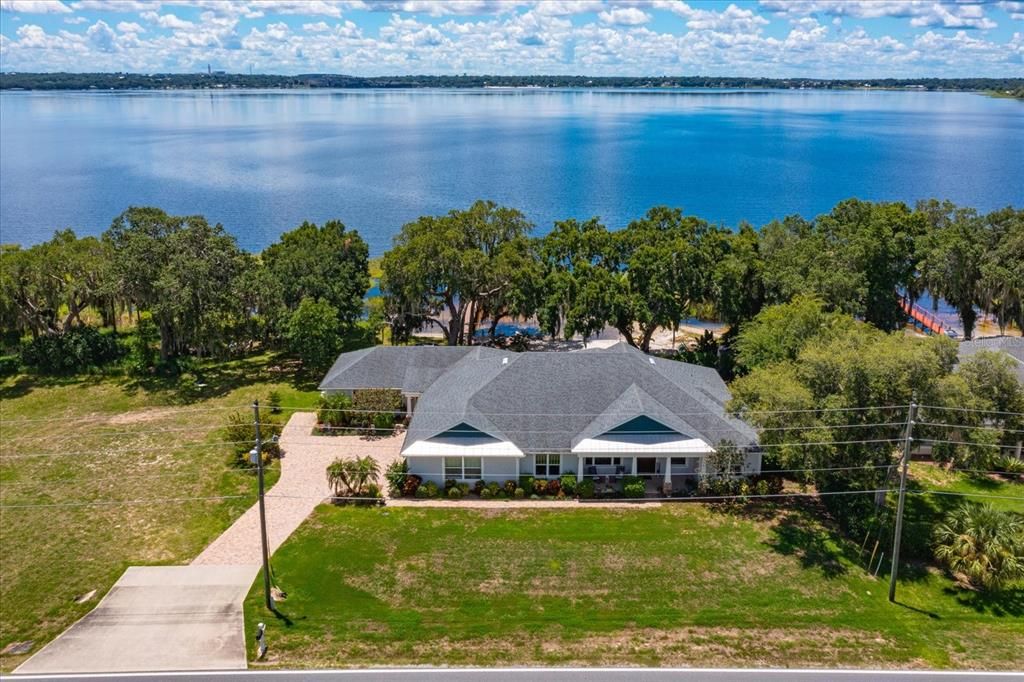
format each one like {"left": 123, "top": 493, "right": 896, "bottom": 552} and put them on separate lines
{"left": 917, "top": 404, "right": 1024, "bottom": 418}
{"left": 916, "top": 421, "right": 1024, "bottom": 434}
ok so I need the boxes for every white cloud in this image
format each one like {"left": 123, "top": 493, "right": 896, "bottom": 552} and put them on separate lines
{"left": 303, "top": 20, "right": 332, "bottom": 32}
{"left": 533, "top": 0, "right": 603, "bottom": 15}
{"left": 116, "top": 20, "right": 144, "bottom": 32}
{"left": 998, "top": 1, "right": 1024, "bottom": 20}
{"left": 70, "top": 0, "right": 159, "bottom": 9}
{"left": 63, "top": 14, "right": 86, "bottom": 22}
{"left": 0, "top": 0, "right": 71, "bottom": 13}
{"left": 85, "top": 18, "right": 117, "bottom": 51}
{"left": 140, "top": 10, "right": 195, "bottom": 29}
{"left": 598, "top": 7, "right": 651, "bottom": 26}
{"left": 759, "top": 0, "right": 998, "bottom": 30}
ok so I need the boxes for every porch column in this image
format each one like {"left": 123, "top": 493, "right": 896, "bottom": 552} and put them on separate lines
{"left": 405, "top": 394, "right": 413, "bottom": 416}
{"left": 576, "top": 455, "right": 584, "bottom": 483}
{"left": 631, "top": 457, "right": 637, "bottom": 476}
{"left": 663, "top": 458, "right": 671, "bottom": 486}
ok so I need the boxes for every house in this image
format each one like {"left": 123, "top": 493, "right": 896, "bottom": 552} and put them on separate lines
{"left": 957, "top": 336, "right": 1024, "bottom": 459}
{"left": 319, "top": 343, "right": 760, "bottom": 492}
{"left": 957, "top": 336, "right": 1024, "bottom": 385}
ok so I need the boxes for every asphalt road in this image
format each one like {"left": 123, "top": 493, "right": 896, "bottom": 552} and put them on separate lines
{"left": 8, "top": 668, "right": 1023, "bottom": 682}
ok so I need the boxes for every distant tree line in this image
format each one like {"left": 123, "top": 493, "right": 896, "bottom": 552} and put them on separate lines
{"left": 1, "top": 197, "right": 1021, "bottom": 376}
{"left": 2, "top": 72, "right": 1022, "bottom": 93}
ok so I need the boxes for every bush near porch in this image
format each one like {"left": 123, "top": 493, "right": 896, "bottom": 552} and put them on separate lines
{"left": 315, "top": 389, "right": 403, "bottom": 436}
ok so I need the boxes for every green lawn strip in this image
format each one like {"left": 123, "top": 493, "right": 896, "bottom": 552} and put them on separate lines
{"left": 0, "top": 353, "right": 318, "bottom": 671}
{"left": 244, "top": 504, "right": 1022, "bottom": 670}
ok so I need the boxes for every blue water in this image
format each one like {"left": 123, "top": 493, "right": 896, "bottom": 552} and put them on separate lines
{"left": 1, "top": 88, "right": 1021, "bottom": 255}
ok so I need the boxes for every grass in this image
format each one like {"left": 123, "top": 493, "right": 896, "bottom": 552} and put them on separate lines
{"left": 245, "top": 486, "right": 1023, "bottom": 669}
{"left": 243, "top": 463, "right": 1023, "bottom": 669}
{"left": 0, "top": 352, "right": 320, "bottom": 671}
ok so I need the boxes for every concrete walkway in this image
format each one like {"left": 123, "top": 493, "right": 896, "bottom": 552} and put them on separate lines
{"left": 192, "top": 412, "right": 406, "bottom": 565}
{"left": 16, "top": 413, "right": 404, "bottom": 675}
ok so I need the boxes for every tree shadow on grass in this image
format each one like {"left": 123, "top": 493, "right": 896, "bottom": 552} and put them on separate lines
{"left": 766, "top": 510, "right": 850, "bottom": 579}
{"left": 0, "top": 372, "right": 108, "bottom": 401}
{"left": 120, "top": 353, "right": 319, "bottom": 404}
{"left": 945, "top": 586, "right": 1024, "bottom": 617}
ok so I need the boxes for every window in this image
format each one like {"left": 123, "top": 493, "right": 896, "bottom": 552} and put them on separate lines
{"left": 584, "top": 457, "right": 622, "bottom": 467}
{"left": 535, "top": 454, "right": 560, "bottom": 478}
{"left": 444, "top": 456, "right": 483, "bottom": 480}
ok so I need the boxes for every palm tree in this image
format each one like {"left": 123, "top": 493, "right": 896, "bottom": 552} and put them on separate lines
{"left": 933, "top": 503, "right": 1024, "bottom": 591}
{"left": 326, "top": 456, "right": 381, "bottom": 497}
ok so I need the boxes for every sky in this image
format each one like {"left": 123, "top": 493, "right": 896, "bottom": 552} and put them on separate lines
{"left": 0, "top": 0, "right": 1022, "bottom": 77}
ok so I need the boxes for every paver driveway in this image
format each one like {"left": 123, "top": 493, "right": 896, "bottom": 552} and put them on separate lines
{"left": 15, "top": 412, "right": 405, "bottom": 674}
{"left": 193, "top": 411, "right": 406, "bottom": 565}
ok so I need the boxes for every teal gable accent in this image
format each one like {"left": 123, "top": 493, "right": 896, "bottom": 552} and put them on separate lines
{"left": 434, "top": 422, "right": 493, "bottom": 439}
{"left": 605, "top": 416, "right": 682, "bottom": 436}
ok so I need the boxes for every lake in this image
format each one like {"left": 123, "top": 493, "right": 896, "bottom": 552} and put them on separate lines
{"left": 1, "top": 88, "right": 1021, "bottom": 255}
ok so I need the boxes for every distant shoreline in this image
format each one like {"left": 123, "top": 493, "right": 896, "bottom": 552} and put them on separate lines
{"left": 2, "top": 72, "right": 1022, "bottom": 94}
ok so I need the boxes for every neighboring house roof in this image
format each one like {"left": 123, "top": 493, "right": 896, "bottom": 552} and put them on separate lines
{"left": 319, "top": 342, "right": 757, "bottom": 456}
{"left": 958, "top": 336, "right": 1024, "bottom": 384}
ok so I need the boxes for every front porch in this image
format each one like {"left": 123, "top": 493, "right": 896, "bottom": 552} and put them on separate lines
{"left": 579, "top": 455, "right": 704, "bottom": 497}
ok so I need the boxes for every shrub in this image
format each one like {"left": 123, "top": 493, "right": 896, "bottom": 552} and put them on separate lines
{"left": 560, "top": 473, "right": 577, "bottom": 497}
{"left": 533, "top": 478, "right": 548, "bottom": 496}
{"left": 444, "top": 479, "right": 458, "bottom": 492}
{"left": 457, "top": 482, "right": 471, "bottom": 495}
{"left": 487, "top": 481, "right": 501, "bottom": 495}
{"left": 384, "top": 459, "right": 410, "bottom": 497}
{"left": 480, "top": 488, "right": 492, "bottom": 500}
{"left": 373, "top": 411, "right": 396, "bottom": 433}
{"left": 225, "top": 411, "right": 282, "bottom": 463}
{"left": 514, "top": 487, "right": 525, "bottom": 499}
{"left": 0, "top": 354, "right": 20, "bottom": 376}
{"left": 504, "top": 480, "right": 518, "bottom": 496}
{"left": 423, "top": 481, "right": 440, "bottom": 498}
{"left": 545, "top": 479, "right": 561, "bottom": 496}
{"left": 414, "top": 485, "right": 430, "bottom": 499}
{"left": 473, "top": 480, "right": 487, "bottom": 496}
{"left": 496, "top": 490, "right": 508, "bottom": 499}
{"left": 519, "top": 476, "right": 535, "bottom": 493}
{"left": 402, "top": 473, "right": 422, "bottom": 497}
{"left": 755, "top": 479, "right": 770, "bottom": 497}
{"left": 317, "top": 393, "right": 353, "bottom": 431}
{"left": 448, "top": 486, "right": 464, "bottom": 500}
{"left": 21, "top": 327, "right": 123, "bottom": 374}
{"left": 577, "top": 478, "right": 595, "bottom": 499}
{"left": 623, "top": 476, "right": 645, "bottom": 498}
{"left": 933, "top": 502, "right": 1024, "bottom": 591}
{"left": 530, "top": 494, "right": 540, "bottom": 500}
{"left": 267, "top": 391, "right": 282, "bottom": 414}
{"left": 993, "top": 455, "right": 1024, "bottom": 476}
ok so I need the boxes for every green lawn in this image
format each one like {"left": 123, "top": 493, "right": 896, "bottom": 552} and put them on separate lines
{"left": 245, "top": 490, "right": 1023, "bottom": 670}
{"left": 0, "top": 353, "right": 319, "bottom": 671}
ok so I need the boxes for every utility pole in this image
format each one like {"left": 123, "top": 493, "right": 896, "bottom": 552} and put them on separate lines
{"left": 888, "top": 399, "right": 917, "bottom": 603}
{"left": 252, "top": 400, "right": 273, "bottom": 612}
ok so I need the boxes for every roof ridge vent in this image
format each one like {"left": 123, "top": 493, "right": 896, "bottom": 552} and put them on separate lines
{"left": 648, "top": 357, "right": 656, "bottom": 365}
{"left": 502, "top": 357, "right": 509, "bottom": 365}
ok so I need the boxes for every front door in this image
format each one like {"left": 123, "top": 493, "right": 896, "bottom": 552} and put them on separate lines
{"left": 637, "top": 457, "right": 657, "bottom": 475}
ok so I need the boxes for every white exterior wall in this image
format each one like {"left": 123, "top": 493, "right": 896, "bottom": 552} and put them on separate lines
{"left": 407, "top": 456, "right": 445, "bottom": 485}
{"left": 406, "top": 456, "right": 521, "bottom": 485}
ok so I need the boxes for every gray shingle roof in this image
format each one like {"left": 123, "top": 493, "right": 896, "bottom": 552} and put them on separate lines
{"left": 396, "top": 343, "right": 756, "bottom": 454}
{"left": 318, "top": 345, "right": 503, "bottom": 394}
{"left": 958, "top": 336, "right": 1024, "bottom": 384}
